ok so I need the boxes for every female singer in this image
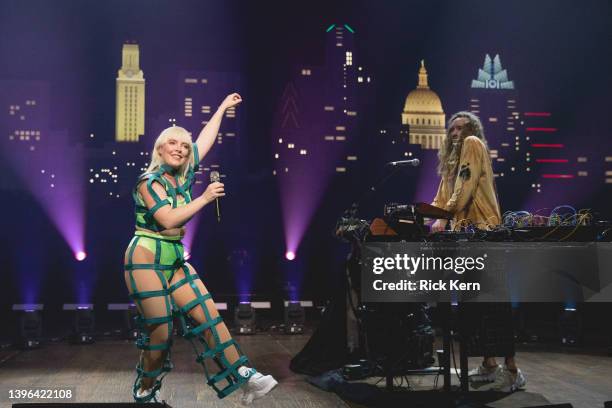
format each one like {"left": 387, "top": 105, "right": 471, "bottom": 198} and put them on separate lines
{"left": 124, "top": 93, "right": 277, "bottom": 404}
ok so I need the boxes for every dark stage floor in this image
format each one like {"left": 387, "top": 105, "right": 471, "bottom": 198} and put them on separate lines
{"left": 0, "top": 333, "right": 611, "bottom": 407}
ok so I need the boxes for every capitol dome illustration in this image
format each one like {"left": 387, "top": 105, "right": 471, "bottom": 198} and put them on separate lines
{"left": 401, "top": 60, "right": 446, "bottom": 149}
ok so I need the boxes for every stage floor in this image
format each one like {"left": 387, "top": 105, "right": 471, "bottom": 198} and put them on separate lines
{"left": 0, "top": 333, "right": 611, "bottom": 407}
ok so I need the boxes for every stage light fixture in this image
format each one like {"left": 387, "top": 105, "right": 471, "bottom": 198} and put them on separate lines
{"left": 234, "top": 302, "right": 257, "bottom": 335}
{"left": 559, "top": 307, "right": 581, "bottom": 346}
{"left": 12, "top": 304, "right": 43, "bottom": 350}
{"left": 285, "top": 251, "right": 296, "bottom": 261}
{"left": 108, "top": 303, "right": 138, "bottom": 340}
{"left": 283, "top": 301, "right": 305, "bottom": 334}
{"left": 63, "top": 304, "right": 95, "bottom": 344}
{"left": 75, "top": 251, "right": 87, "bottom": 261}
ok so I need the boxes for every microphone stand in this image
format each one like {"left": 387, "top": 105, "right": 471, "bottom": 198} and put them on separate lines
{"left": 345, "top": 164, "right": 405, "bottom": 219}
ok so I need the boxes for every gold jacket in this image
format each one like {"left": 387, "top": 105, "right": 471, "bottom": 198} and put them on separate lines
{"left": 432, "top": 136, "right": 501, "bottom": 229}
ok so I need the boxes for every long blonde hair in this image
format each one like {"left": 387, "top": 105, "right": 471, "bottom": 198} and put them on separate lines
{"left": 437, "top": 111, "right": 488, "bottom": 179}
{"left": 144, "top": 126, "right": 193, "bottom": 181}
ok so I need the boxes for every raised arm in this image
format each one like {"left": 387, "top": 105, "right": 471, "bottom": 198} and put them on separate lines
{"left": 139, "top": 179, "right": 225, "bottom": 230}
{"left": 194, "top": 93, "right": 243, "bottom": 164}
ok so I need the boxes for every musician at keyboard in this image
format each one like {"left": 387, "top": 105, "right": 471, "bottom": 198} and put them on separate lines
{"left": 429, "top": 112, "right": 526, "bottom": 392}
{"left": 430, "top": 111, "right": 502, "bottom": 233}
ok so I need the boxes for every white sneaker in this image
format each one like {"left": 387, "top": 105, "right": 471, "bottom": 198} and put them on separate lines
{"left": 240, "top": 368, "right": 278, "bottom": 405}
{"left": 482, "top": 367, "right": 526, "bottom": 393}
{"left": 135, "top": 387, "right": 160, "bottom": 402}
{"left": 468, "top": 364, "right": 501, "bottom": 383}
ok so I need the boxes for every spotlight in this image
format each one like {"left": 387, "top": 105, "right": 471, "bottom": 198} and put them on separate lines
{"left": 63, "top": 304, "right": 95, "bottom": 344}
{"left": 283, "top": 301, "right": 305, "bottom": 334}
{"left": 285, "top": 251, "right": 295, "bottom": 261}
{"left": 75, "top": 251, "right": 86, "bottom": 261}
{"left": 234, "top": 302, "right": 256, "bottom": 335}
{"left": 12, "top": 304, "right": 43, "bottom": 349}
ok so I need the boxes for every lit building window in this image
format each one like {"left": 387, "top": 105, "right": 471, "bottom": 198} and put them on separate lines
{"left": 274, "top": 153, "right": 279, "bottom": 159}
{"left": 324, "top": 106, "right": 335, "bottom": 111}
{"left": 335, "top": 126, "right": 346, "bottom": 131}
{"left": 347, "top": 156, "right": 357, "bottom": 161}
{"left": 346, "top": 111, "right": 357, "bottom": 116}
{"left": 287, "top": 143, "right": 294, "bottom": 148}
{"left": 489, "top": 117, "right": 498, "bottom": 122}
{"left": 301, "top": 69, "right": 311, "bottom": 76}
{"left": 357, "top": 77, "right": 363, "bottom": 83}
{"left": 324, "top": 136, "right": 334, "bottom": 141}
{"left": 345, "top": 51, "right": 353, "bottom": 65}
{"left": 184, "top": 78, "right": 198, "bottom": 83}
{"left": 299, "top": 149, "right": 307, "bottom": 155}
{"left": 335, "top": 136, "right": 346, "bottom": 141}
{"left": 336, "top": 167, "right": 346, "bottom": 173}
{"left": 577, "top": 157, "right": 588, "bottom": 162}
{"left": 578, "top": 171, "right": 588, "bottom": 176}
{"left": 278, "top": 138, "right": 283, "bottom": 143}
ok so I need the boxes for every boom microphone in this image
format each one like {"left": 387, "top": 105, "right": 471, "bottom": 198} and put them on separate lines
{"left": 386, "top": 158, "right": 420, "bottom": 167}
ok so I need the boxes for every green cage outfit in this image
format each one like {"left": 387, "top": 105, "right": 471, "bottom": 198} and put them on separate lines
{"left": 124, "top": 144, "right": 252, "bottom": 402}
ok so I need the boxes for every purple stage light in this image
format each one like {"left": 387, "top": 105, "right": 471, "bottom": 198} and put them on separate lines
{"left": 2, "top": 129, "right": 86, "bottom": 258}
{"left": 285, "top": 251, "right": 296, "bottom": 261}
{"left": 229, "top": 249, "right": 254, "bottom": 304}
{"left": 181, "top": 214, "right": 200, "bottom": 254}
{"left": 75, "top": 251, "right": 87, "bottom": 261}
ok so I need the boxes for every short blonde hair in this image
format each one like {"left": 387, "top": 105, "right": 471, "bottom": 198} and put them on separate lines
{"left": 144, "top": 126, "right": 193, "bottom": 181}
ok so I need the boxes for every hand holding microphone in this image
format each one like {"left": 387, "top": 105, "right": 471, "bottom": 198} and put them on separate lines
{"left": 204, "top": 171, "right": 224, "bottom": 222}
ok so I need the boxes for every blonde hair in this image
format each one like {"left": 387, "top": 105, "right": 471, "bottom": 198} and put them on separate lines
{"left": 437, "top": 111, "right": 488, "bottom": 179}
{"left": 144, "top": 126, "right": 193, "bottom": 181}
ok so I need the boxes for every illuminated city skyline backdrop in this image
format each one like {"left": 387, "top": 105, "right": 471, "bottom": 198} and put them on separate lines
{"left": 0, "top": 0, "right": 610, "bottom": 307}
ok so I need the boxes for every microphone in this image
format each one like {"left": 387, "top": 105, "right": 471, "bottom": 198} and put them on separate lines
{"left": 386, "top": 158, "right": 420, "bottom": 167}
{"left": 210, "top": 171, "right": 221, "bottom": 222}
